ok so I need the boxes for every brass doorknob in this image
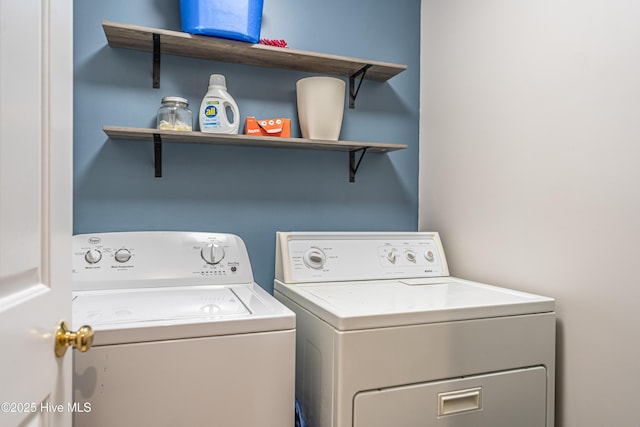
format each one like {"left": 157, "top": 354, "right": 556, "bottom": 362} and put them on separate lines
{"left": 54, "top": 321, "right": 94, "bottom": 358}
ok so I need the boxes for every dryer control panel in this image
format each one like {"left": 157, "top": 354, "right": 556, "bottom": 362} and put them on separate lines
{"left": 275, "top": 232, "right": 450, "bottom": 283}
{"left": 73, "top": 231, "right": 254, "bottom": 290}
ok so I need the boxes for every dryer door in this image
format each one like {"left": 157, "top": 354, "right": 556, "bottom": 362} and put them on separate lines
{"left": 353, "top": 366, "right": 547, "bottom": 427}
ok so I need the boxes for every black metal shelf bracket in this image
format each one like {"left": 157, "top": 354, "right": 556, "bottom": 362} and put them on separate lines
{"left": 150, "top": 134, "right": 373, "bottom": 181}
{"left": 153, "top": 33, "right": 161, "bottom": 88}
{"left": 153, "top": 133, "right": 162, "bottom": 177}
{"left": 349, "top": 147, "right": 368, "bottom": 182}
{"left": 349, "top": 65, "right": 372, "bottom": 109}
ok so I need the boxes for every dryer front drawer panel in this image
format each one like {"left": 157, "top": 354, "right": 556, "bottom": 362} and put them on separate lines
{"left": 353, "top": 367, "right": 547, "bottom": 427}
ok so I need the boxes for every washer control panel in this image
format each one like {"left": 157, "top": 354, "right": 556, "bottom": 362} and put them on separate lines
{"left": 275, "top": 232, "right": 449, "bottom": 283}
{"left": 72, "top": 231, "right": 254, "bottom": 290}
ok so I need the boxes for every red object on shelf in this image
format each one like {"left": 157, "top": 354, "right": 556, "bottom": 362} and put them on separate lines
{"left": 259, "top": 39, "right": 289, "bottom": 48}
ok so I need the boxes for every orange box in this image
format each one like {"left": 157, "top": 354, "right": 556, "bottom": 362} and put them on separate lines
{"left": 245, "top": 116, "right": 291, "bottom": 138}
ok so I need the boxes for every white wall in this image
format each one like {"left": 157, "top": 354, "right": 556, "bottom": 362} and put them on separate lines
{"left": 420, "top": 1, "right": 640, "bottom": 426}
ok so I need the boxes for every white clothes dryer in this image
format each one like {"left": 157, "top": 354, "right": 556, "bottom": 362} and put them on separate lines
{"left": 274, "top": 231, "right": 555, "bottom": 427}
{"left": 72, "top": 231, "right": 295, "bottom": 427}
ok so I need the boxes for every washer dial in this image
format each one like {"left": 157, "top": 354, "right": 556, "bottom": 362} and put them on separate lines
{"left": 303, "top": 248, "right": 326, "bottom": 269}
{"left": 114, "top": 249, "right": 132, "bottom": 263}
{"left": 84, "top": 249, "right": 102, "bottom": 264}
{"left": 201, "top": 242, "right": 225, "bottom": 265}
{"left": 405, "top": 250, "right": 417, "bottom": 263}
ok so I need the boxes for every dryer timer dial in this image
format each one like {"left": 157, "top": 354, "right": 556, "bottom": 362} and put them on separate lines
{"left": 405, "top": 250, "right": 417, "bottom": 262}
{"left": 303, "top": 248, "right": 326, "bottom": 269}
{"left": 424, "top": 250, "right": 435, "bottom": 262}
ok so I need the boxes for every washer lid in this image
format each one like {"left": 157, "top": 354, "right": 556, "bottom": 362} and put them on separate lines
{"left": 73, "top": 284, "right": 295, "bottom": 346}
{"left": 74, "top": 286, "right": 250, "bottom": 324}
{"left": 274, "top": 277, "right": 554, "bottom": 331}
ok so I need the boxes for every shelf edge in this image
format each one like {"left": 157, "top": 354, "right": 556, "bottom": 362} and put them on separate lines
{"left": 102, "top": 21, "right": 407, "bottom": 82}
{"left": 103, "top": 126, "right": 408, "bottom": 153}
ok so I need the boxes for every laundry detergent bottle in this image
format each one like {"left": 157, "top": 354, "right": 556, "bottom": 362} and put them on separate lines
{"left": 199, "top": 74, "right": 240, "bottom": 134}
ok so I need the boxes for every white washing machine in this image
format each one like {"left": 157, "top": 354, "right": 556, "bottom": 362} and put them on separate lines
{"left": 72, "top": 231, "right": 295, "bottom": 427}
{"left": 274, "top": 232, "right": 555, "bottom": 427}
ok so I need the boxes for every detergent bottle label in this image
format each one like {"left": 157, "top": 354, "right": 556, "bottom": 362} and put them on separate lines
{"left": 201, "top": 99, "right": 221, "bottom": 129}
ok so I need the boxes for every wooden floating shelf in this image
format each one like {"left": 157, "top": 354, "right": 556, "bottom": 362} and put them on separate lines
{"left": 101, "top": 22, "right": 408, "bottom": 180}
{"left": 103, "top": 126, "right": 406, "bottom": 152}
{"left": 102, "top": 21, "right": 407, "bottom": 82}
{"left": 103, "top": 126, "right": 407, "bottom": 182}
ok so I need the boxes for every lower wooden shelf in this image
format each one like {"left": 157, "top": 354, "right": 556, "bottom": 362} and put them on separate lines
{"left": 103, "top": 126, "right": 407, "bottom": 182}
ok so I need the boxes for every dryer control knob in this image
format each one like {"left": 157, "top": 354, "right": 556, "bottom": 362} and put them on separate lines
{"left": 201, "top": 243, "right": 225, "bottom": 265}
{"left": 386, "top": 250, "right": 398, "bottom": 264}
{"left": 303, "top": 248, "right": 326, "bottom": 270}
{"left": 84, "top": 249, "right": 102, "bottom": 264}
{"left": 114, "top": 249, "right": 132, "bottom": 263}
{"left": 424, "top": 250, "right": 435, "bottom": 262}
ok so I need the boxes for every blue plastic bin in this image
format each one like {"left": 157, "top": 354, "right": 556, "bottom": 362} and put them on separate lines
{"left": 180, "top": 0, "right": 264, "bottom": 43}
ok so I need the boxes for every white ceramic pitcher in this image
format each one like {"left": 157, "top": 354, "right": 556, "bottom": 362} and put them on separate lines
{"left": 296, "top": 76, "right": 345, "bottom": 140}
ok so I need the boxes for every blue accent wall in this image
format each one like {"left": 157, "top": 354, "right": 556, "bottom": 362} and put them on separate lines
{"left": 73, "top": 0, "right": 421, "bottom": 291}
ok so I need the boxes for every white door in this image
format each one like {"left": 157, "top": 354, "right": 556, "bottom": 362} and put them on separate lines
{"left": 0, "top": 0, "right": 74, "bottom": 426}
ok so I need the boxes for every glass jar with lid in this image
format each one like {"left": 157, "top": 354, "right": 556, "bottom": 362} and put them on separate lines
{"left": 157, "top": 96, "right": 193, "bottom": 131}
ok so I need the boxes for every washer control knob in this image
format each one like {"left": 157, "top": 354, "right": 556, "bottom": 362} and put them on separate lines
{"left": 114, "top": 249, "right": 132, "bottom": 263}
{"left": 405, "top": 250, "right": 417, "bottom": 263}
{"left": 201, "top": 243, "right": 225, "bottom": 265}
{"left": 386, "top": 250, "right": 398, "bottom": 264}
{"left": 84, "top": 249, "right": 102, "bottom": 264}
{"left": 424, "top": 250, "right": 435, "bottom": 262}
{"left": 303, "top": 248, "right": 326, "bottom": 269}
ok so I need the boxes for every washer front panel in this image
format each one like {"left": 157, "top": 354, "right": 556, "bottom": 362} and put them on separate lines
{"left": 72, "top": 231, "right": 254, "bottom": 290}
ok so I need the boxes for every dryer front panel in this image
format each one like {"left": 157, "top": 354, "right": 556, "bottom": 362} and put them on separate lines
{"left": 353, "top": 367, "right": 547, "bottom": 427}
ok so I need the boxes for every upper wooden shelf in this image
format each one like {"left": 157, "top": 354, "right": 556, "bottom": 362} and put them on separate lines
{"left": 102, "top": 21, "right": 407, "bottom": 82}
